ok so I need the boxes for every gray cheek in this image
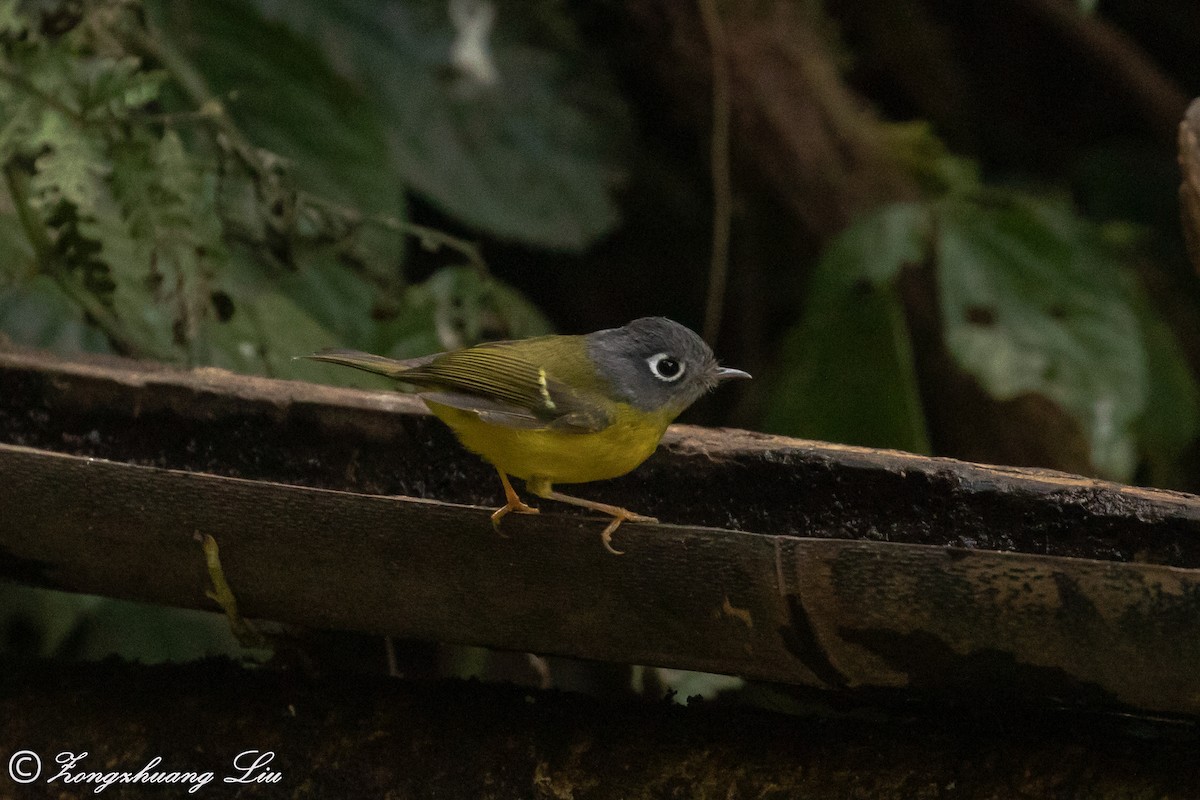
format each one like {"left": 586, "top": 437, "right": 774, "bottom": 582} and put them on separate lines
{"left": 640, "top": 372, "right": 709, "bottom": 413}
{"left": 590, "top": 354, "right": 659, "bottom": 411}
{"left": 626, "top": 372, "right": 677, "bottom": 412}
{"left": 617, "top": 366, "right": 684, "bottom": 412}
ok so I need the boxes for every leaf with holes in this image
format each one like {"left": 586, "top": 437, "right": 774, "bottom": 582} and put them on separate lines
{"left": 206, "top": 284, "right": 367, "bottom": 386}
{"left": 935, "top": 195, "right": 1148, "bottom": 480}
{"left": 110, "top": 132, "right": 223, "bottom": 355}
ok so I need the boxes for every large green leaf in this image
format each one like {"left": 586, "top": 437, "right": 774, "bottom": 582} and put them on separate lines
{"left": 27, "top": 111, "right": 108, "bottom": 214}
{"left": 812, "top": 201, "right": 930, "bottom": 292}
{"left": 276, "top": 247, "right": 382, "bottom": 352}
{"left": 1134, "top": 310, "right": 1199, "bottom": 489}
{"left": 153, "top": 0, "right": 408, "bottom": 291}
{"left": 245, "top": 0, "right": 631, "bottom": 250}
{"left": 162, "top": 0, "right": 404, "bottom": 217}
{"left": 206, "top": 284, "right": 374, "bottom": 386}
{"left": 765, "top": 282, "right": 930, "bottom": 453}
{"left": 763, "top": 203, "right": 931, "bottom": 453}
{"left": 208, "top": 248, "right": 550, "bottom": 387}
{"left": 0, "top": 275, "right": 112, "bottom": 353}
{"left": 0, "top": 585, "right": 267, "bottom": 663}
{"left": 935, "top": 195, "right": 1148, "bottom": 480}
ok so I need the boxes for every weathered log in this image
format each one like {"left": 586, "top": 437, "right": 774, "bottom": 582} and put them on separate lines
{"left": 3, "top": 347, "right": 1200, "bottom": 716}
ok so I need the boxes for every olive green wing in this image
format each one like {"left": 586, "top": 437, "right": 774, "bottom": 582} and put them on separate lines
{"left": 401, "top": 342, "right": 614, "bottom": 432}
{"left": 305, "top": 344, "right": 613, "bottom": 433}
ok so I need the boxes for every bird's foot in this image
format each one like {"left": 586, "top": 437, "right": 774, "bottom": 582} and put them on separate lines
{"left": 490, "top": 498, "right": 539, "bottom": 533}
{"left": 524, "top": 478, "right": 657, "bottom": 556}
{"left": 492, "top": 469, "right": 539, "bottom": 535}
{"left": 598, "top": 509, "right": 658, "bottom": 556}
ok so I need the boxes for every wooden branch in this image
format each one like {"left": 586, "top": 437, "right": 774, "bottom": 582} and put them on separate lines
{"left": 1179, "top": 97, "right": 1200, "bottom": 276}
{"left": 3, "top": 347, "right": 1200, "bottom": 716}
{"left": 2, "top": 659, "right": 1197, "bottom": 799}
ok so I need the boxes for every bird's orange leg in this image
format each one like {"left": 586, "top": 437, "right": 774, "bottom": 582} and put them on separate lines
{"left": 526, "top": 478, "right": 656, "bottom": 556}
{"left": 491, "top": 469, "right": 539, "bottom": 532}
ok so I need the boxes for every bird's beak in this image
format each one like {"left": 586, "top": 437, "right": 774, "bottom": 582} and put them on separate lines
{"left": 716, "top": 366, "right": 752, "bottom": 381}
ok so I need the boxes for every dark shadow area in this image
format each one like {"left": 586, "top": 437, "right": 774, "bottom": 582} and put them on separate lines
{"left": 1, "top": 657, "right": 1197, "bottom": 799}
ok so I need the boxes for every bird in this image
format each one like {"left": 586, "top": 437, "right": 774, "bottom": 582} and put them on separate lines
{"left": 306, "top": 317, "right": 750, "bottom": 554}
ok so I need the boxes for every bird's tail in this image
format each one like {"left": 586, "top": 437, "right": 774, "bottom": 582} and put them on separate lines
{"left": 302, "top": 349, "right": 428, "bottom": 380}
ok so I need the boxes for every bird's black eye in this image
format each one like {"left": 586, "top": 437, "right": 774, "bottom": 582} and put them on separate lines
{"left": 647, "top": 352, "right": 685, "bottom": 382}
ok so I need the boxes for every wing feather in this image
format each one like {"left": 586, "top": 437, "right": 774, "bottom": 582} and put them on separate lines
{"left": 307, "top": 341, "right": 613, "bottom": 433}
{"left": 400, "top": 342, "right": 613, "bottom": 433}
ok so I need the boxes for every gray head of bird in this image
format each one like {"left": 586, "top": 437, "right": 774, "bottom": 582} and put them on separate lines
{"left": 585, "top": 317, "right": 751, "bottom": 414}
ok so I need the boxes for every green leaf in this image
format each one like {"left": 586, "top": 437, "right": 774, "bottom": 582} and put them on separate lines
{"left": 815, "top": 201, "right": 930, "bottom": 292}
{"left": 75, "top": 129, "right": 226, "bottom": 362}
{"left": 274, "top": 248, "right": 555, "bottom": 363}
{"left": 0, "top": 85, "right": 40, "bottom": 162}
{"left": 0, "top": 585, "right": 268, "bottom": 663}
{"left": 77, "top": 597, "right": 270, "bottom": 663}
{"left": 1, "top": 27, "right": 221, "bottom": 362}
{"left": 206, "top": 274, "right": 383, "bottom": 387}
{"left": 277, "top": 246, "right": 381, "bottom": 351}
{"left": 164, "top": 0, "right": 404, "bottom": 221}
{"left": 0, "top": 0, "right": 29, "bottom": 37}
{"left": 0, "top": 275, "right": 112, "bottom": 353}
{"left": 763, "top": 203, "right": 931, "bottom": 453}
{"left": 935, "top": 195, "right": 1148, "bottom": 480}
{"left": 72, "top": 57, "right": 167, "bottom": 121}
{"left": 28, "top": 112, "right": 108, "bottom": 213}
{"left": 764, "top": 282, "right": 930, "bottom": 453}
{"left": 1134, "top": 311, "right": 1200, "bottom": 489}
{"left": 207, "top": 251, "right": 552, "bottom": 390}
{"left": 244, "top": 0, "right": 631, "bottom": 250}
{"left": 887, "top": 121, "right": 982, "bottom": 196}
{"left": 0, "top": 212, "right": 35, "bottom": 283}
{"left": 144, "top": 131, "right": 224, "bottom": 352}
{"left": 372, "top": 265, "right": 553, "bottom": 358}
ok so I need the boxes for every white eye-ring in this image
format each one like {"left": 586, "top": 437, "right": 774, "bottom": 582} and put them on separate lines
{"left": 647, "top": 352, "right": 685, "bottom": 382}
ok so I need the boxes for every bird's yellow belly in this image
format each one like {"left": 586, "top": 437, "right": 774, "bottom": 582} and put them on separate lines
{"left": 425, "top": 400, "right": 671, "bottom": 485}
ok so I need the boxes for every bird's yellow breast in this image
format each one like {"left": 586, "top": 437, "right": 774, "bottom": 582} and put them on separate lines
{"left": 425, "top": 400, "right": 674, "bottom": 485}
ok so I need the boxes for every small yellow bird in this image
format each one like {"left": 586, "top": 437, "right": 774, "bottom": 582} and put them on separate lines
{"left": 307, "top": 317, "right": 750, "bottom": 553}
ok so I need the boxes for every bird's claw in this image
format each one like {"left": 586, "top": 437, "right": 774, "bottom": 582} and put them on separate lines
{"left": 491, "top": 500, "right": 539, "bottom": 534}
{"left": 600, "top": 511, "right": 658, "bottom": 556}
